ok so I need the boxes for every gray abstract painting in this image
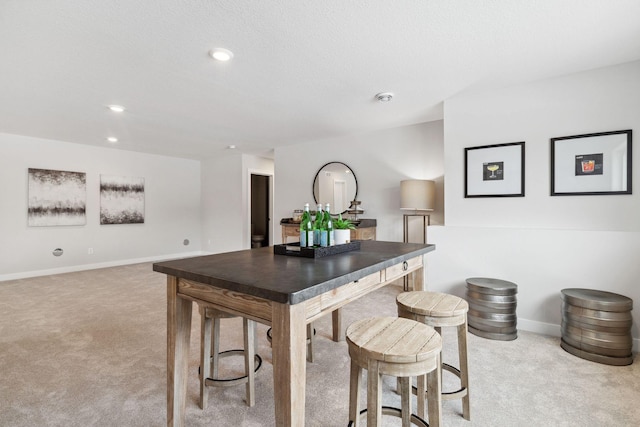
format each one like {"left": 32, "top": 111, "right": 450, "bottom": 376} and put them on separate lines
{"left": 28, "top": 168, "right": 87, "bottom": 226}
{"left": 100, "top": 175, "right": 145, "bottom": 225}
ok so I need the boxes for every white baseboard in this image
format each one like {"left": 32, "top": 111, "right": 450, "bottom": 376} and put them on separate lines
{"left": 517, "top": 318, "right": 561, "bottom": 337}
{"left": 518, "top": 317, "right": 639, "bottom": 354}
{"left": 0, "top": 251, "right": 205, "bottom": 282}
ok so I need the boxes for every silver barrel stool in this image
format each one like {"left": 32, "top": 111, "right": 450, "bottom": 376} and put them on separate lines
{"left": 561, "top": 288, "right": 634, "bottom": 366}
{"left": 465, "top": 277, "right": 518, "bottom": 341}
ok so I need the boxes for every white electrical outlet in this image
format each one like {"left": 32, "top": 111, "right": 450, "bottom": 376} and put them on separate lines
{"left": 88, "top": 248, "right": 94, "bottom": 255}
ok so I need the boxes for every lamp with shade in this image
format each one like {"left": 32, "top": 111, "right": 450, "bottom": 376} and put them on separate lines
{"left": 400, "top": 179, "right": 435, "bottom": 291}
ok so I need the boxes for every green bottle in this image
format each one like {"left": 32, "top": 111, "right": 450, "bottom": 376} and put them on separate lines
{"left": 299, "top": 203, "right": 313, "bottom": 247}
{"left": 313, "top": 203, "right": 324, "bottom": 246}
{"left": 323, "top": 203, "right": 333, "bottom": 246}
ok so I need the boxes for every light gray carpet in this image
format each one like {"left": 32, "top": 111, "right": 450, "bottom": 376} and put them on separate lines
{"left": 1, "top": 262, "right": 638, "bottom": 426}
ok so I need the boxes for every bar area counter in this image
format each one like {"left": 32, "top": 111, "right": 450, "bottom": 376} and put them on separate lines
{"left": 154, "top": 240, "right": 434, "bottom": 426}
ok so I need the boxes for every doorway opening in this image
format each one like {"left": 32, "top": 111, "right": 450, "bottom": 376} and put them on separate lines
{"left": 250, "top": 174, "right": 270, "bottom": 248}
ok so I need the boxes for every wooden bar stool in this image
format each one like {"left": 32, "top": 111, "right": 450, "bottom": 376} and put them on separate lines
{"left": 397, "top": 291, "right": 471, "bottom": 421}
{"left": 199, "top": 306, "right": 262, "bottom": 408}
{"left": 346, "top": 317, "right": 442, "bottom": 427}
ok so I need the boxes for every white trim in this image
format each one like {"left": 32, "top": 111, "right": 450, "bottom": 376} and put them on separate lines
{"left": 247, "top": 169, "right": 274, "bottom": 248}
{"left": 0, "top": 251, "right": 204, "bottom": 282}
{"left": 517, "top": 318, "right": 561, "bottom": 337}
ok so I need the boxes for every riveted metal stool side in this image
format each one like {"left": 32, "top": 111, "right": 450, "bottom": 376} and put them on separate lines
{"left": 397, "top": 291, "right": 470, "bottom": 421}
{"left": 561, "top": 288, "right": 634, "bottom": 366}
{"left": 346, "top": 317, "right": 442, "bottom": 427}
{"left": 465, "top": 277, "right": 518, "bottom": 341}
{"left": 199, "top": 306, "right": 262, "bottom": 408}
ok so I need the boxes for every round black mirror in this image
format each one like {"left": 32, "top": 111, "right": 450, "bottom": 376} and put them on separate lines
{"left": 312, "top": 162, "right": 358, "bottom": 214}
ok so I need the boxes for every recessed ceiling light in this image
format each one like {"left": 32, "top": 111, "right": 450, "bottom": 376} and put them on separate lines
{"left": 107, "top": 137, "right": 118, "bottom": 143}
{"left": 375, "top": 92, "right": 393, "bottom": 102}
{"left": 227, "top": 144, "right": 236, "bottom": 149}
{"left": 210, "top": 48, "right": 234, "bottom": 62}
{"left": 108, "top": 105, "right": 125, "bottom": 113}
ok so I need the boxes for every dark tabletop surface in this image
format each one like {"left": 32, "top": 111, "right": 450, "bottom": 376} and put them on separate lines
{"left": 153, "top": 240, "right": 435, "bottom": 304}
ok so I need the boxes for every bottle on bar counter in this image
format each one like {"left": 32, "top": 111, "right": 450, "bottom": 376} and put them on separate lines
{"left": 314, "top": 203, "right": 324, "bottom": 246}
{"left": 299, "top": 203, "right": 314, "bottom": 247}
{"left": 323, "top": 203, "right": 333, "bottom": 246}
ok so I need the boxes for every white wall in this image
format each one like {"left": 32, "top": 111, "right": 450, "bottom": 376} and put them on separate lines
{"left": 433, "top": 60, "right": 640, "bottom": 348}
{"left": 201, "top": 153, "right": 274, "bottom": 253}
{"left": 201, "top": 154, "right": 243, "bottom": 253}
{"left": 0, "top": 134, "right": 202, "bottom": 280}
{"left": 274, "top": 121, "right": 445, "bottom": 244}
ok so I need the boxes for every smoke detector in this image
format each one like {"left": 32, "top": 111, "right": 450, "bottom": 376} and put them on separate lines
{"left": 375, "top": 92, "right": 393, "bottom": 102}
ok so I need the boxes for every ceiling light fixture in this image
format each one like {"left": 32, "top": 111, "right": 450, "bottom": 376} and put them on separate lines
{"left": 227, "top": 144, "right": 236, "bottom": 149}
{"left": 210, "top": 48, "right": 234, "bottom": 62}
{"left": 107, "top": 137, "right": 118, "bottom": 143}
{"left": 375, "top": 92, "right": 393, "bottom": 103}
{"left": 108, "top": 105, "right": 125, "bottom": 113}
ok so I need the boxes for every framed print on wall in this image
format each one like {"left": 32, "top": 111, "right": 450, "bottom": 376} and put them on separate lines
{"left": 100, "top": 175, "right": 145, "bottom": 224}
{"left": 551, "top": 129, "right": 632, "bottom": 196}
{"left": 27, "top": 168, "right": 87, "bottom": 226}
{"left": 464, "top": 141, "right": 525, "bottom": 198}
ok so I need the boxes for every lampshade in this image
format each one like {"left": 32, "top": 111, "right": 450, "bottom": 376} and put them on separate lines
{"left": 400, "top": 179, "right": 435, "bottom": 211}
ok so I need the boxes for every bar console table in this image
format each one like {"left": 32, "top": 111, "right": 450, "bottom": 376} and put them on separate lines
{"left": 280, "top": 218, "right": 376, "bottom": 243}
{"left": 153, "top": 240, "right": 434, "bottom": 426}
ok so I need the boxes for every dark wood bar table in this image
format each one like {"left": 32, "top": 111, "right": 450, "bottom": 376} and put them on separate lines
{"left": 153, "top": 240, "right": 435, "bottom": 427}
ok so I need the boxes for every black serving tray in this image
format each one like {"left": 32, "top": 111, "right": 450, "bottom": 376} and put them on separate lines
{"left": 273, "top": 241, "right": 361, "bottom": 258}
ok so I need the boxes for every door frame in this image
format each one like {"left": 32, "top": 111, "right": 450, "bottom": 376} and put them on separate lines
{"left": 247, "top": 169, "right": 274, "bottom": 248}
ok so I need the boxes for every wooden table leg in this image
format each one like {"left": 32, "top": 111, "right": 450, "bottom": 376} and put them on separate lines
{"left": 412, "top": 258, "right": 426, "bottom": 291}
{"left": 332, "top": 308, "right": 343, "bottom": 342}
{"left": 167, "top": 276, "right": 193, "bottom": 427}
{"left": 271, "top": 302, "right": 307, "bottom": 427}
{"left": 199, "top": 306, "right": 212, "bottom": 409}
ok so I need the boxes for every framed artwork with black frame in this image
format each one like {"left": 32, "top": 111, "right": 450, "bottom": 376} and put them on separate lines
{"left": 550, "top": 129, "right": 632, "bottom": 196}
{"left": 464, "top": 141, "right": 525, "bottom": 198}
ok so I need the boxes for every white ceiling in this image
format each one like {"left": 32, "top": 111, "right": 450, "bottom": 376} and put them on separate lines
{"left": 1, "top": 1, "right": 639, "bottom": 160}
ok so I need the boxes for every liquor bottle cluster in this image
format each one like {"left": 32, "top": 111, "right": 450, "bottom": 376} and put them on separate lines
{"left": 299, "top": 203, "right": 334, "bottom": 248}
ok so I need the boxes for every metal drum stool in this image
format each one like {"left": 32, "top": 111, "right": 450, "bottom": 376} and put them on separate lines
{"left": 465, "top": 277, "right": 518, "bottom": 341}
{"left": 397, "top": 291, "right": 470, "bottom": 421}
{"left": 561, "top": 288, "right": 634, "bottom": 366}
{"left": 199, "top": 306, "right": 262, "bottom": 408}
{"left": 346, "top": 317, "right": 442, "bottom": 427}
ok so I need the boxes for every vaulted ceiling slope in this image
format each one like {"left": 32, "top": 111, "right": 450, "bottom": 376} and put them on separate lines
{"left": 1, "top": 1, "right": 639, "bottom": 160}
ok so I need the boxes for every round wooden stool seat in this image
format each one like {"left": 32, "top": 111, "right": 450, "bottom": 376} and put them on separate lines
{"left": 199, "top": 306, "right": 262, "bottom": 408}
{"left": 346, "top": 317, "right": 443, "bottom": 427}
{"left": 397, "top": 291, "right": 468, "bottom": 326}
{"left": 397, "top": 291, "right": 471, "bottom": 421}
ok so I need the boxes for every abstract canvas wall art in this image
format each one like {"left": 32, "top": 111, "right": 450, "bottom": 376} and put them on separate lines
{"left": 28, "top": 168, "right": 87, "bottom": 226}
{"left": 100, "top": 175, "right": 145, "bottom": 224}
